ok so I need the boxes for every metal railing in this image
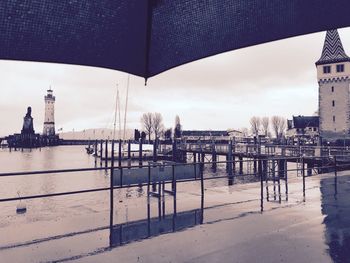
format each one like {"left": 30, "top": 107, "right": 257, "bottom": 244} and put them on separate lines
{"left": 179, "top": 142, "right": 350, "bottom": 158}
{"left": 0, "top": 155, "right": 346, "bottom": 204}
{"left": 1, "top": 152, "right": 348, "bottom": 256}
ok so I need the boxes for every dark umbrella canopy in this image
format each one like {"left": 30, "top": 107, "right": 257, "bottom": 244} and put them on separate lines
{"left": 1, "top": 0, "right": 350, "bottom": 81}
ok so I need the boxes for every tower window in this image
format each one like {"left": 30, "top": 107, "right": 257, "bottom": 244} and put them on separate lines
{"left": 323, "top": 66, "right": 331, "bottom": 74}
{"left": 333, "top": 116, "right": 336, "bottom": 122}
{"left": 331, "top": 86, "right": 334, "bottom": 92}
{"left": 337, "top": 64, "right": 345, "bottom": 72}
{"left": 332, "top": 100, "right": 335, "bottom": 107}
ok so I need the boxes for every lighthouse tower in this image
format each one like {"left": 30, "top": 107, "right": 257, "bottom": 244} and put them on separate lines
{"left": 43, "top": 88, "right": 56, "bottom": 136}
{"left": 316, "top": 29, "right": 350, "bottom": 140}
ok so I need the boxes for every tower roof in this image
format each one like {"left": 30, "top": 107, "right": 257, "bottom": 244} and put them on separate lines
{"left": 316, "top": 29, "right": 350, "bottom": 65}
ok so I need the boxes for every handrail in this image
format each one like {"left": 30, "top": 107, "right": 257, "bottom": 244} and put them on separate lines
{"left": 0, "top": 155, "right": 347, "bottom": 203}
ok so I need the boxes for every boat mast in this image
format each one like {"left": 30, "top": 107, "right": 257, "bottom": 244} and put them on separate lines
{"left": 123, "top": 75, "right": 130, "bottom": 141}
{"left": 112, "top": 84, "right": 119, "bottom": 141}
{"left": 117, "top": 89, "right": 122, "bottom": 141}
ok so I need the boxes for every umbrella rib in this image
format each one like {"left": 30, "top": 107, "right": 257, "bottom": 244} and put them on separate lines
{"left": 144, "top": 0, "right": 154, "bottom": 85}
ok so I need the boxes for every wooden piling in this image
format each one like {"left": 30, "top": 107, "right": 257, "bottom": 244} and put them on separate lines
{"left": 100, "top": 140, "right": 103, "bottom": 166}
{"left": 228, "top": 140, "right": 233, "bottom": 185}
{"left": 147, "top": 164, "right": 151, "bottom": 195}
{"left": 118, "top": 139, "right": 122, "bottom": 167}
{"left": 284, "top": 159, "right": 288, "bottom": 179}
{"left": 172, "top": 140, "right": 177, "bottom": 162}
{"left": 307, "top": 162, "right": 313, "bottom": 176}
{"left": 153, "top": 139, "right": 157, "bottom": 162}
{"left": 272, "top": 159, "right": 276, "bottom": 201}
{"left": 139, "top": 139, "right": 143, "bottom": 167}
{"left": 239, "top": 156, "right": 243, "bottom": 175}
{"left": 105, "top": 140, "right": 108, "bottom": 168}
{"left": 277, "top": 167, "right": 281, "bottom": 203}
{"left": 193, "top": 153, "right": 197, "bottom": 180}
{"left": 162, "top": 180, "right": 165, "bottom": 218}
{"left": 158, "top": 180, "right": 162, "bottom": 220}
{"left": 302, "top": 157, "right": 305, "bottom": 201}
{"left": 127, "top": 140, "right": 131, "bottom": 160}
{"left": 260, "top": 163, "right": 264, "bottom": 212}
{"left": 265, "top": 160, "right": 270, "bottom": 202}
{"left": 254, "top": 158, "right": 257, "bottom": 174}
{"left": 94, "top": 140, "right": 97, "bottom": 165}
{"left": 211, "top": 142, "right": 217, "bottom": 170}
{"left": 200, "top": 159, "right": 204, "bottom": 198}
{"left": 258, "top": 159, "right": 262, "bottom": 178}
{"left": 278, "top": 159, "right": 284, "bottom": 178}
{"left": 285, "top": 159, "right": 289, "bottom": 201}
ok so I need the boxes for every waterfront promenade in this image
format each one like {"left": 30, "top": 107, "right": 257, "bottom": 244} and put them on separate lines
{"left": 0, "top": 146, "right": 346, "bottom": 262}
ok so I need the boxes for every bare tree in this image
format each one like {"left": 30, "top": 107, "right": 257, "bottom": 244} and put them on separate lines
{"left": 271, "top": 116, "right": 286, "bottom": 139}
{"left": 271, "top": 116, "right": 280, "bottom": 139}
{"left": 153, "top": 112, "right": 164, "bottom": 139}
{"left": 141, "top": 113, "right": 153, "bottom": 142}
{"left": 279, "top": 118, "right": 286, "bottom": 138}
{"left": 164, "top": 128, "right": 172, "bottom": 140}
{"left": 250, "top": 116, "right": 261, "bottom": 136}
{"left": 261, "top": 117, "right": 270, "bottom": 137}
{"left": 241, "top": 127, "right": 249, "bottom": 137}
{"left": 174, "top": 115, "right": 182, "bottom": 138}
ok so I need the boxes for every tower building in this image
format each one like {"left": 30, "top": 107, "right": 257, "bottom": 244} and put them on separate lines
{"left": 43, "top": 88, "right": 56, "bottom": 136}
{"left": 316, "top": 29, "right": 350, "bottom": 140}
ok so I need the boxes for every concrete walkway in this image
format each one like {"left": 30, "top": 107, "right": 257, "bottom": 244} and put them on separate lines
{"left": 0, "top": 171, "right": 346, "bottom": 262}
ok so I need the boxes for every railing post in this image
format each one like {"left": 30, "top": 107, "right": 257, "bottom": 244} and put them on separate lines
{"left": 200, "top": 161, "right": 204, "bottom": 198}
{"left": 109, "top": 140, "right": 115, "bottom": 246}
{"left": 100, "top": 140, "right": 103, "bottom": 166}
{"left": 172, "top": 164, "right": 177, "bottom": 215}
{"left": 285, "top": 159, "right": 289, "bottom": 201}
{"left": 302, "top": 157, "right": 305, "bottom": 201}
{"left": 139, "top": 139, "right": 143, "bottom": 167}
{"left": 105, "top": 140, "right": 108, "bottom": 169}
{"left": 228, "top": 140, "right": 233, "bottom": 185}
{"left": 148, "top": 164, "right": 151, "bottom": 195}
{"left": 194, "top": 153, "right": 197, "bottom": 180}
{"left": 120, "top": 167, "right": 123, "bottom": 188}
{"left": 260, "top": 161, "right": 264, "bottom": 212}
{"left": 94, "top": 140, "right": 97, "bottom": 166}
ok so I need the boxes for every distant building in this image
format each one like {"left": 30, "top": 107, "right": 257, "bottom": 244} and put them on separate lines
{"left": 181, "top": 130, "right": 230, "bottom": 141}
{"left": 316, "top": 29, "right": 350, "bottom": 140}
{"left": 227, "top": 129, "right": 244, "bottom": 138}
{"left": 43, "top": 88, "right": 56, "bottom": 136}
{"left": 286, "top": 116, "right": 319, "bottom": 140}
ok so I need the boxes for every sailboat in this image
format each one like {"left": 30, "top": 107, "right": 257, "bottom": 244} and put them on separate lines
{"left": 110, "top": 77, "right": 153, "bottom": 159}
{"left": 89, "top": 76, "right": 153, "bottom": 159}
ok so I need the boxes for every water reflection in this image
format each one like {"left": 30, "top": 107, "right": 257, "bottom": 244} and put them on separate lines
{"left": 321, "top": 175, "right": 350, "bottom": 262}
{"left": 109, "top": 195, "right": 203, "bottom": 248}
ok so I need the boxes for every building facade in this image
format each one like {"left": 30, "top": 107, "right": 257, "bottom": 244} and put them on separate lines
{"left": 317, "top": 29, "right": 350, "bottom": 140}
{"left": 181, "top": 130, "right": 230, "bottom": 142}
{"left": 43, "top": 88, "right": 56, "bottom": 136}
{"left": 286, "top": 115, "right": 319, "bottom": 144}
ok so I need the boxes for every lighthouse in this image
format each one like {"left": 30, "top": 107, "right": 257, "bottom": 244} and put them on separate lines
{"left": 43, "top": 88, "right": 56, "bottom": 136}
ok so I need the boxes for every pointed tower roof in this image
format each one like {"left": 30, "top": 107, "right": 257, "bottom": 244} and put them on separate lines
{"left": 316, "top": 29, "right": 350, "bottom": 65}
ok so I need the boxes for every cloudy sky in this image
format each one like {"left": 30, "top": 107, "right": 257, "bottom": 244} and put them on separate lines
{"left": 1, "top": 27, "right": 350, "bottom": 137}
